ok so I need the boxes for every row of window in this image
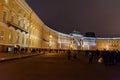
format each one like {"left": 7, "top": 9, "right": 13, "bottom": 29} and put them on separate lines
{"left": 3, "top": 11, "right": 29, "bottom": 31}
{"left": 3, "top": 0, "right": 42, "bottom": 40}
{"left": 2, "top": 0, "right": 54, "bottom": 47}
{"left": 0, "top": 31, "right": 4, "bottom": 41}
{"left": 2, "top": 0, "right": 30, "bottom": 32}
{"left": 0, "top": 30, "right": 27, "bottom": 45}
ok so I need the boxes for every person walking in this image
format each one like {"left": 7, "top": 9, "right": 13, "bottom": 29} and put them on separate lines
{"left": 89, "top": 52, "right": 94, "bottom": 64}
{"left": 67, "top": 50, "right": 71, "bottom": 60}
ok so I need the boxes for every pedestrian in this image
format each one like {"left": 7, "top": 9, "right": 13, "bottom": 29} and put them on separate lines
{"left": 89, "top": 52, "right": 93, "bottom": 64}
{"left": 67, "top": 50, "right": 71, "bottom": 60}
{"left": 21, "top": 48, "right": 24, "bottom": 53}
{"left": 14, "top": 46, "right": 18, "bottom": 54}
{"left": 73, "top": 54, "right": 77, "bottom": 60}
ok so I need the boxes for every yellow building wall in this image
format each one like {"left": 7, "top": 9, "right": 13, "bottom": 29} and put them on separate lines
{"left": 0, "top": 0, "right": 3, "bottom": 21}
{"left": 4, "top": 0, "right": 120, "bottom": 52}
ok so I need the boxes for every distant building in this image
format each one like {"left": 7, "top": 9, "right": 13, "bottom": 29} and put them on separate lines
{"left": 85, "top": 32, "right": 96, "bottom": 37}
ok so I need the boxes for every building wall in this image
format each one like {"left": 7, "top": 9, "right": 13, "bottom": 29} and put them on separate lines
{"left": 1, "top": 0, "right": 120, "bottom": 53}
{"left": 0, "top": 0, "right": 37, "bottom": 52}
{"left": 0, "top": 0, "right": 76, "bottom": 52}
{"left": 96, "top": 39, "right": 120, "bottom": 50}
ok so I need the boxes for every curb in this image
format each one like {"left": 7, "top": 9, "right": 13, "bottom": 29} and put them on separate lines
{"left": 0, "top": 53, "right": 40, "bottom": 62}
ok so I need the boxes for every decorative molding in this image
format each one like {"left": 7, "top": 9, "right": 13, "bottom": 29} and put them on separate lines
{"left": 15, "top": 0, "right": 32, "bottom": 14}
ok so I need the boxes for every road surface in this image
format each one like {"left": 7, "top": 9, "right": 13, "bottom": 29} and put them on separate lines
{"left": 0, "top": 53, "right": 120, "bottom": 80}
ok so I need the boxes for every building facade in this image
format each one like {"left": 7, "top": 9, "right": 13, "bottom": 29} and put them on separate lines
{"left": 0, "top": 0, "right": 120, "bottom": 53}
{"left": 0, "top": 0, "right": 74, "bottom": 53}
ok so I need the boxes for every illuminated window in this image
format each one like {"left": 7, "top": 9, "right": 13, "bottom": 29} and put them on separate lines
{"left": 11, "top": 15, "right": 14, "bottom": 23}
{"left": 4, "top": 0, "right": 8, "bottom": 3}
{"left": 23, "top": 23, "right": 25, "bottom": 29}
{"left": 3, "top": 11, "right": 7, "bottom": 22}
{"left": 0, "top": 31, "right": 4, "bottom": 41}
{"left": 18, "top": 17, "right": 21, "bottom": 26}
{"left": 25, "top": 25, "right": 28, "bottom": 30}
{"left": 26, "top": 38, "right": 29, "bottom": 45}
{"left": 18, "top": 21, "right": 20, "bottom": 26}
{"left": 16, "top": 35, "right": 19, "bottom": 44}
{"left": 22, "top": 35, "right": 25, "bottom": 44}
{"left": 23, "top": 18, "right": 26, "bottom": 29}
{"left": 12, "top": 2, "right": 14, "bottom": 8}
{"left": 8, "top": 32, "right": 12, "bottom": 42}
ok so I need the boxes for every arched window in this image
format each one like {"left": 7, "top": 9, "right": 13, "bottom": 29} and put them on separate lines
{"left": 16, "top": 34, "right": 19, "bottom": 44}
{"left": 22, "top": 32, "right": 25, "bottom": 45}
{"left": 0, "top": 31, "right": 4, "bottom": 41}
{"left": 16, "top": 29, "right": 21, "bottom": 44}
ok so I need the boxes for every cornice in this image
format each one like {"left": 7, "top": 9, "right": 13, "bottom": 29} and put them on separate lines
{"left": 15, "top": 0, "right": 32, "bottom": 14}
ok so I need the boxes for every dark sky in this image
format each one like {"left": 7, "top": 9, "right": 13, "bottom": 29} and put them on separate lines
{"left": 25, "top": 0, "right": 120, "bottom": 37}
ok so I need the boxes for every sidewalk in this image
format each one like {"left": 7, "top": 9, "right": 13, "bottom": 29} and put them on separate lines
{"left": 0, "top": 52, "right": 40, "bottom": 62}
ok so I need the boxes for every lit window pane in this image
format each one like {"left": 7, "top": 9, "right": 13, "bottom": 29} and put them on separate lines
{"left": 5, "top": 0, "right": 8, "bottom": 3}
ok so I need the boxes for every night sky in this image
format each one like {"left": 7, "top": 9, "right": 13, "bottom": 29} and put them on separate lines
{"left": 25, "top": 0, "right": 120, "bottom": 37}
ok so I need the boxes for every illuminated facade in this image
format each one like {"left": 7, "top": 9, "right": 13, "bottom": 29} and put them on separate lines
{"left": 0, "top": 0, "right": 44, "bottom": 52}
{"left": 78, "top": 37, "right": 120, "bottom": 51}
{"left": 0, "top": 0, "right": 120, "bottom": 53}
{"left": 0, "top": 0, "right": 74, "bottom": 52}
